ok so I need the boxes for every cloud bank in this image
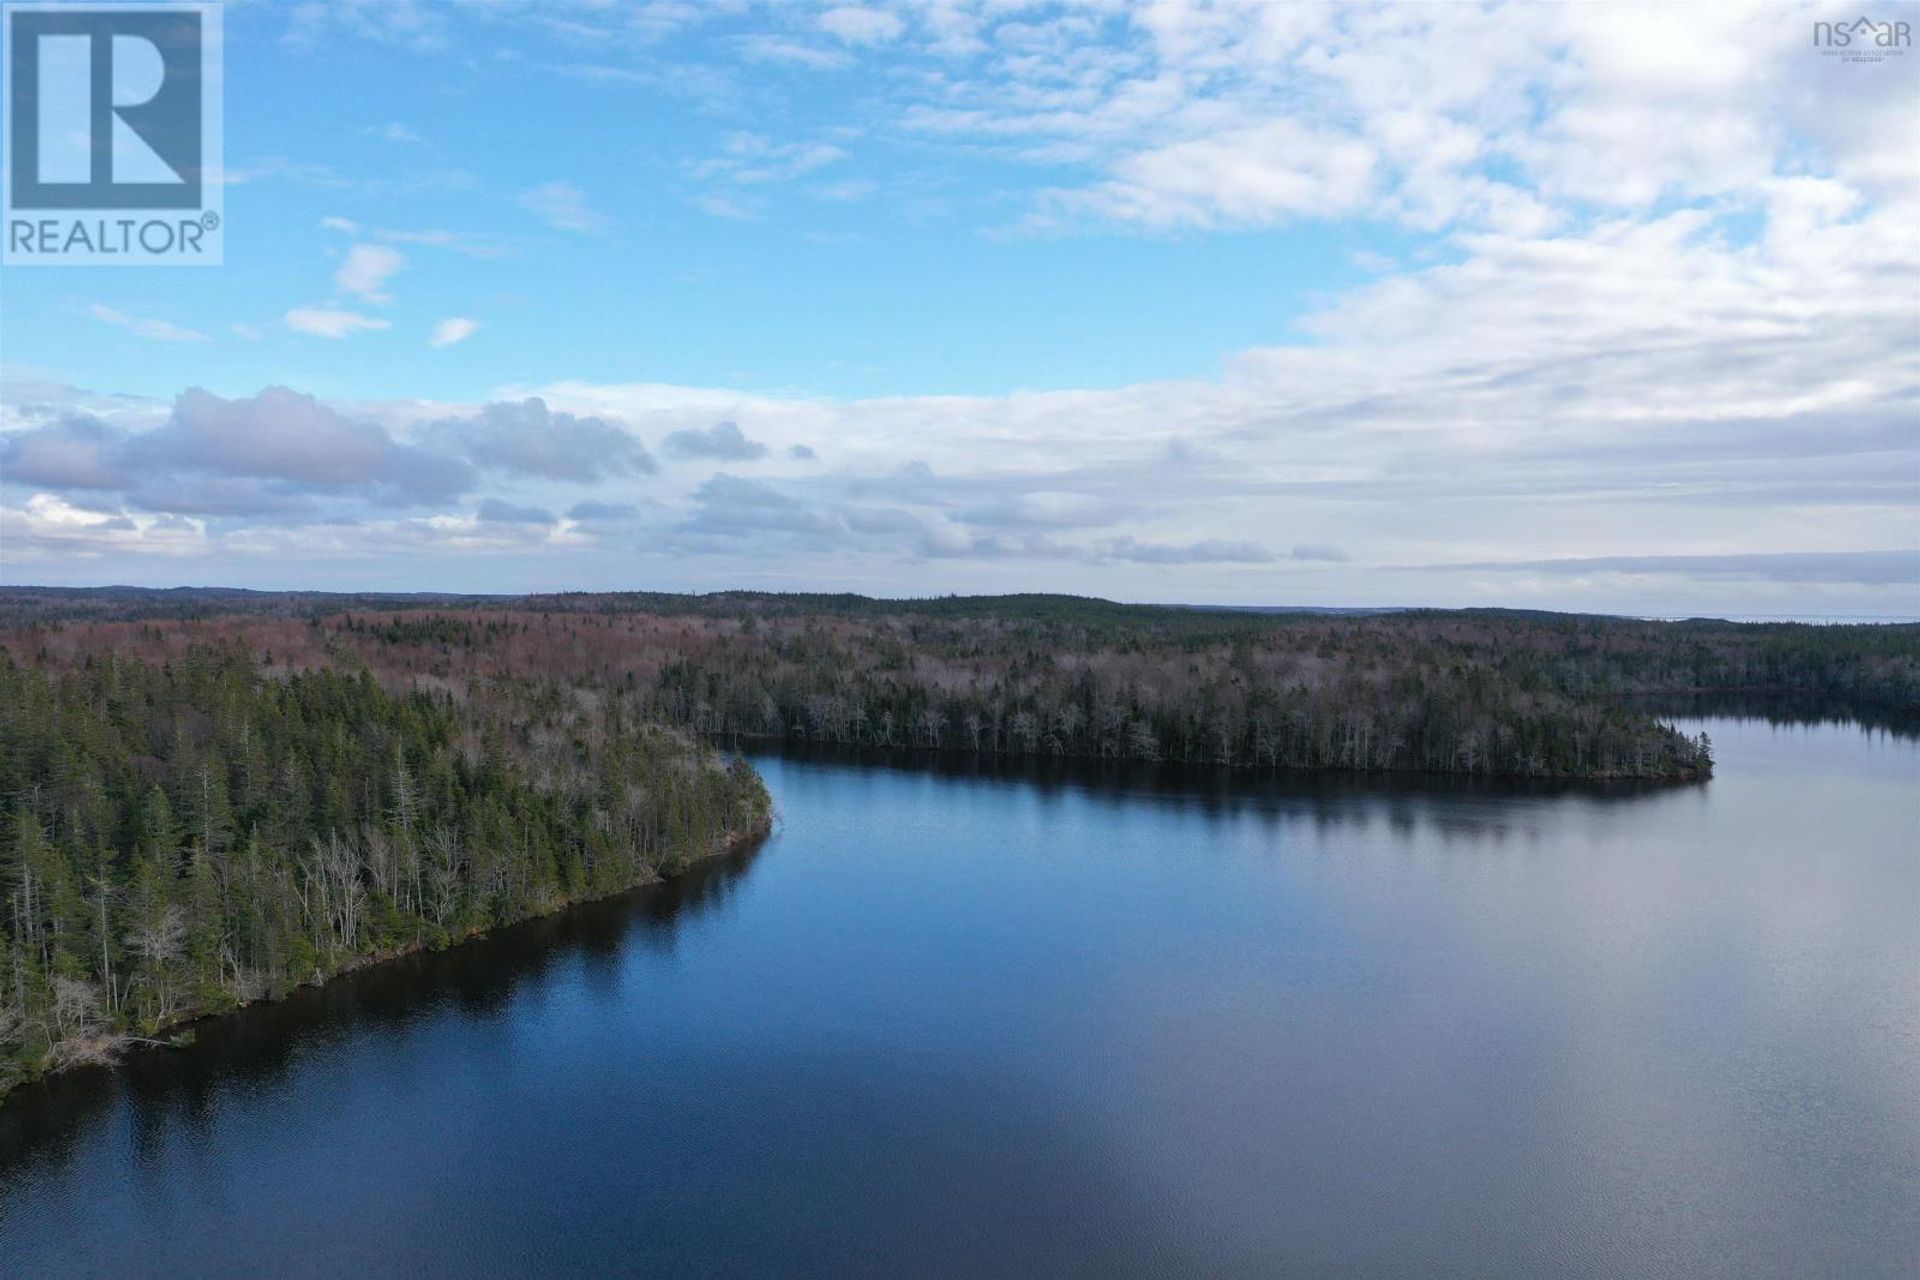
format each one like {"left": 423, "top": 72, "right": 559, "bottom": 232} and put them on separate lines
{"left": 3, "top": 2, "right": 1915, "bottom": 616}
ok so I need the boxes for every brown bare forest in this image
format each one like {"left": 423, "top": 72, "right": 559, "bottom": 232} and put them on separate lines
{"left": 13, "top": 588, "right": 1914, "bottom": 781}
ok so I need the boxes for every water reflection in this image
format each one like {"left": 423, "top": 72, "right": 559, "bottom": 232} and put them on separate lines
{"left": 0, "top": 837, "right": 767, "bottom": 1180}
{"left": 1634, "top": 690, "right": 1920, "bottom": 739}
{"left": 1, "top": 714, "right": 1913, "bottom": 1279}
{"left": 758, "top": 739, "right": 1697, "bottom": 846}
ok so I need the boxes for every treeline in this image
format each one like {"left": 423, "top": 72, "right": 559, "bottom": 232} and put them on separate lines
{"left": 20, "top": 608, "right": 1722, "bottom": 779}
{"left": 10, "top": 591, "right": 1905, "bottom": 1093}
{"left": 641, "top": 621, "right": 1717, "bottom": 779}
{"left": 7, "top": 592, "right": 1914, "bottom": 787}
{"left": 0, "top": 645, "right": 769, "bottom": 1096}
{"left": 1533, "top": 615, "right": 1920, "bottom": 709}
{"left": 7, "top": 588, "right": 1911, "bottom": 707}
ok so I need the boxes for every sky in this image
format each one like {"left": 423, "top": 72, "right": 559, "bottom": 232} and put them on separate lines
{"left": 1, "top": 0, "right": 1917, "bottom": 617}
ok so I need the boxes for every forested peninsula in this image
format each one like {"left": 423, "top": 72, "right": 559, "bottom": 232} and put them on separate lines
{"left": 0, "top": 644, "right": 769, "bottom": 1097}
{"left": 4, "top": 588, "right": 1915, "bottom": 1093}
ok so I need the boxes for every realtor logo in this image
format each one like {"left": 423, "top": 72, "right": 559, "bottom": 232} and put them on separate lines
{"left": 4, "top": 3, "right": 222, "bottom": 265}
{"left": 1813, "top": 14, "right": 1911, "bottom": 61}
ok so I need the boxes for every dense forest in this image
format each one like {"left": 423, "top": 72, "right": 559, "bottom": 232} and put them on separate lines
{"left": 17, "top": 590, "right": 1916, "bottom": 783}
{"left": 4, "top": 588, "right": 1914, "bottom": 1092}
{"left": 12, "top": 589, "right": 1914, "bottom": 784}
{"left": 0, "top": 643, "right": 770, "bottom": 1097}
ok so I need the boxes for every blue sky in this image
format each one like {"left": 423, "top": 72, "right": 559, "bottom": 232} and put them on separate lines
{"left": 8, "top": 4, "right": 1410, "bottom": 400}
{"left": 3, "top": 1, "right": 1917, "bottom": 615}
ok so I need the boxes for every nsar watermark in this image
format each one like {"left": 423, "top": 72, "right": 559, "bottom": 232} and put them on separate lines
{"left": 1813, "top": 14, "right": 1911, "bottom": 63}
{"left": 4, "top": 3, "right": 222, "bottom": 266}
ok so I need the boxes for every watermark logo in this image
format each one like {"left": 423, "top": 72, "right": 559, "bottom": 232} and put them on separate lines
{"left": 1813, "top": 14, "right": 1911, "bottom": 62}
{"left": 4, "top": 3, "right": 222, "bottom": 265}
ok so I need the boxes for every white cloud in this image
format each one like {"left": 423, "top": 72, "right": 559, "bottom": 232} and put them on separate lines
{"left": 373, "top": 227, "right": 506, "bottom": 258}
{"left": 1100, "top": 536, "right": 1275, "bottom": 564}
{"left": 430, "top": 317, "right": 480, "bottom": 348}
{"left": 886, "top": 2, "right": 1920, "bottom": 239}
{"left": 484, "top": 190, "right": 1913, "bottom": 607}
{"left": 323, "top": 214, "right": 504, "bottom": 259}
{"left": 285, "top": 308, "right": 393, "bottom": 338}
{"left": 334, "top": 243, "right": 406, "bottom": 302}
{"left": 87, "top": 304, "right": 210, "bottom": 344}
{"left": 736, "top": 34, "right": 850, "bottom": 69}
{"left": 690, "top": 133, "right": 847, "bottom": 186}
{"left": 0, "top": 493, "right": 206, "bottom": 562}
{"left": 691, "top": 192, "right": 754, "bottom": 221}
{"left": 9, "top": 1, "right": 1917, "bottom": 612}
{"left": 518, "top": 181, "right": 607, "bottom": 233}
{"left": 813, "top": 178, "right": 877, "bottom": 202}
{"left": 818, "top": 6, "right": 904, "bottom": 47}
{"left": 1053, "top": 120, "right": 1379, "bottom": 228}
{"left": 685, "top": 133, "right": 851, "bottom": 220}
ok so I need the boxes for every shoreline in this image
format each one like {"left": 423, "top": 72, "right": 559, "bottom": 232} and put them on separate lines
{"left": 0, "top": 818, "right": 773, "bottom": 1106}
{"left": 717, "top": 730, "right": 1713, "bottom": 782}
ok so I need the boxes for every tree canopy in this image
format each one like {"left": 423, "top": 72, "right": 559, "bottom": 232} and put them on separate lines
{"left": 0, "top": 644, "right": 768, "bottom": 1097}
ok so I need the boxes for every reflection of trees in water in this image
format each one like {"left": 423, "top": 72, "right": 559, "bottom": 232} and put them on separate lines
{"left": 0, "top": 732, "right": 1717, "bottom": 1181}
{"left": 1, "top": 703, "right": 1860, "bottom": 1180}
{"left": 0, "top": 835, "right": 769, "bottom": 1180}
{"left": 766, "top": 740, "right": 1693, "bottom": 851}
{"left": 1632, "top": 691, "right": 1920, "bottom": 740}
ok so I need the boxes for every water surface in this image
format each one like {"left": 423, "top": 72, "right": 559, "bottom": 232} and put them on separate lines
{"left": 2, "top": 715, "right": 1915, "bottom": 1277}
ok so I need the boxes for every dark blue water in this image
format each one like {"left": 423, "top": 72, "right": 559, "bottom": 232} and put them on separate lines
{"left": 2, "top": 716, "right": 1915, "bottom": 1277}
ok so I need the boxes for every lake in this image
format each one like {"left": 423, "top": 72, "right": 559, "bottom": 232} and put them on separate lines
{"left": 2, "top": 713, "right": 1915, "bottom": 1277}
